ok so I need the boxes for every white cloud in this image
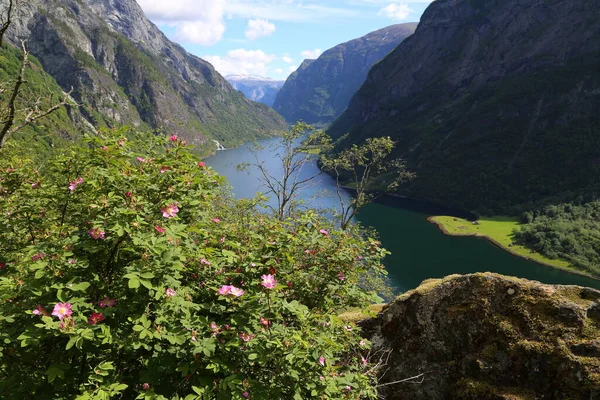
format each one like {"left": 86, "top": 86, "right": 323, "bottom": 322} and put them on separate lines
{"left": 282, "top": 54, "right": 294, "bottom": 64}
{"left": 245, "top": 19, "right": 276, "bottom": 40}
{"left": 379, "top": 3, "right": 413, "bottom": 20}
{"left": 301, "top": 49, "right": 322, "bottom": 59}
{"left": 175, "top": 20, "right": 225, "bottom": 45}
{"left": 289, "top": 65, "right": 298, "bottom": 72}
{"left": 204, "top": 49, "right": 277, "bottom": 76}
{"left": 275, "top": 68, "right": 284, "bottom": 74}
{"left": 138, "top": 0, "right": 226, "bottom": 45}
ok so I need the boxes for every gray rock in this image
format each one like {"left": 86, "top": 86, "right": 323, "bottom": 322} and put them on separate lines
{"left": 362, "top": 273, "right": 600, "bottom": 400}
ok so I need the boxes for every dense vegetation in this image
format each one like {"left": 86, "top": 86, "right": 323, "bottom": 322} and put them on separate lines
{"left": 273, "top": 24, "right": 416, "bottom": 126}
{"left": 515, "top": 202, "right": 600, "bottom": 276}
{"left": 328, "top": 0, "right": 600, "bottom": 215}
{"left": 0, "top": 45, "right": 84, "bottom": 153}
{"left": 0, "top": 129, "right": 388, "bottom": 399}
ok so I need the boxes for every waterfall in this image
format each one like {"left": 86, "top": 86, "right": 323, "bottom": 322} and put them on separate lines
{"left": 213, "top": 140, "right": 226, "bottom": 151}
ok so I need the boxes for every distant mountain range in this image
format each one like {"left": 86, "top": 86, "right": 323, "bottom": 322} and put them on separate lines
{"left": 2, "top": 0, "right": 285, "bottom": 153}
{"left": 273, "top": 23, "right": 417, "bottom": 126}
{"left": 226, "top": 75, "right": 285, "bottom": 108}
{"left": 329, "top": 0, "right": 600, "bottom": 213}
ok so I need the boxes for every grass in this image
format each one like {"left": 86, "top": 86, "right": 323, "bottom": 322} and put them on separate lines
{"left": 428, "top": 216, "right": 590, "bottom": 276}
{"left": 338, "top": 304, "right": 386, "bottom": 323}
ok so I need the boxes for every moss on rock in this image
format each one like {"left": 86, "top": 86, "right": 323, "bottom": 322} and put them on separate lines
{"left": 363, "top": 273, "right": 600, "bottom": 399}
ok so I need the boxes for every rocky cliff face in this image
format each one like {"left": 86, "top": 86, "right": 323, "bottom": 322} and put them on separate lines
{"left": 364, "top": 273, "right": 600, "bottom": 399}
{"left": 273, "top": 23, "right": 417, "bottom": 126}
{"left": 2, "top": 0, "right": 285, "bottom": 151}
{"left": 329, "top": 0, "right": 600, "bottom": 213}
{"left": 226, "top": 75, "right": 284, "bottom": 107}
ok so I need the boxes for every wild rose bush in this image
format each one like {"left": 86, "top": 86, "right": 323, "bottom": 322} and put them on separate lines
{"left": 0, "top": 129, "right": 388, "bottom": 399}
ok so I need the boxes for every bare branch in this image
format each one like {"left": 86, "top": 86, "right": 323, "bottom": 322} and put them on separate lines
{"left": 376, "top": 372, "right": 428, "bottom": 387}
{"left": 0, "top": 40, "right": 75, "bottom": 149}
{"left": 0, "top": 40, "right": 28, "bottom": 148}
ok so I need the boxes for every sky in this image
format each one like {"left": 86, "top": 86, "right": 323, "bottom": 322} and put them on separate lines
{"left": 135, "top": 0, "right": 435, "bottom": 80}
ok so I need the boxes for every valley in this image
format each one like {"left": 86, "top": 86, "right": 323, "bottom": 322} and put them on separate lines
{"left": 1, "top": 0, "right": 600, "bottom": 398}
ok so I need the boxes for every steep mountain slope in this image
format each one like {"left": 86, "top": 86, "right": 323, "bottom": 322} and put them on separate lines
{"left": 226, "top": 75, "right": 284, "bottom": 107}
{"left": 329, "top": 0, "right": 600, "bottom": 213}
{"left": 2, "top": 0, "right": 285, "bottom": 152}
{"left": 0, "top": 45, "right": 87, "bottom": 153}
{"left": 273, "top": 23, "right": 417, "bottom": 126}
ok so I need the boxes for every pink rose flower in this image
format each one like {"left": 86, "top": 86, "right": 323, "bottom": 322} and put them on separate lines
{"left": 261, "top": 274, "right": 276, "bottom": 289}
{"left": 260, "top": 317, "right": 270, "bottom": 327}
{"left": 198, "top": 161, "right": 205, "bottom": 168}
{"left": 154, "top": 226, "right": 166, "bottom": 234}
{"left": 239, "top": 332, "right": 255, "bottom": 342}
{"left": 165, "top": 288, "right": 177, "bottom": 297}
{"left": 88, "top": 312, "right": 104, "bottom": 325}
{"left": 319, "top": 229, "right": 329, "bottom": 236}
{"left": 88, "top": 228, "right": 106, "bottom": 240}
{"left": 32, "top": 304, "right": 47, "bottom": 316}
{"left": 52, "top": 302, "right": 72, "bottom": 320}
{"left": 137, "top": 157, "right": 147, "bottom": 163}
{"left": 169, "top": 135, "right": 178, "bottom": 142}
{"left": 318, "top": 357, "right": 326, "bottom": 366}
{"left": 218, "top": 285, "right": 244, "bottom": 297}
{"left": 69, "top": 177, "right": 84, "bottom": 192}
{"left": 200, "top": 258, "right": 211, "bottom": 266}
{"left": 97, "top": 297, "right": 116, "bottom": 308}
{"left": 161, "top": 202, "right": 179, "bottom": 218}
{"left": 218, "top": 285, "right": 232, "bottom": 295}
{"left": 212, "top": 218, "right": 221, "bottom": 223}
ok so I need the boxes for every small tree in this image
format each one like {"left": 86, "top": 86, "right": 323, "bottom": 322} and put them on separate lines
{"left": 240, "top": 122, "right": 331, "bottom": 220}
{"left": 0, "top": 0, "right": 73, "bottom": 149}
{"left": 322, "top": 137, "right": 415, "bottom": 230}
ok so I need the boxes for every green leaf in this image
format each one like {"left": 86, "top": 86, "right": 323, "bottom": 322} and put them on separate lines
{"left": 46, "top": 365, "right": 65, "bottom": 383}
{"left": 66, "top": 336, "right": 77, "bottom": 350}
{"left": 128, "top": 278, "right": 140, "bottom": 289}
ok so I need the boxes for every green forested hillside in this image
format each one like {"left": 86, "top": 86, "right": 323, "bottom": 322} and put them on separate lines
{"left": 515, "top": 201, "right": 600, "bottom": 276}
{"left": 328, "top": 0, "right": 600, "bottom": 214}
{"left": 0, "top": 45, "right": 85, "bottom": 153}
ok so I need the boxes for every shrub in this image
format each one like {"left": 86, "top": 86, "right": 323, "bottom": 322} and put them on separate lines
{"left": 0, "top": 129, "right": 386, "bottom": 399}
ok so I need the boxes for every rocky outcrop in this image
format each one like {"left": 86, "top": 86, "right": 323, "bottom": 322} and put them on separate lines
{"left": 364, "top": 273, "right": 600, "bottom": 399}
{"left": 329, "top": 0, "right": 600, "bottom": 213}
{"left": 226, "top": 75, "right": 284, "bottom": 107}
{"left": 273, "top": 23, "right": 417, "bottom": 126}
{"left": 2, "top": 0, "right": 285, "bottom": 150}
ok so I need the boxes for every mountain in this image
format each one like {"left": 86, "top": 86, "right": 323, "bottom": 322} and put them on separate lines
{"left": 2, "top": 0, "right": 285, "bottom": 153}
{"left": 273, "top": 23, "right": 418, "bottom": 126}
{"left": 226, "top": 75, "right": 284, "bottom": 107}
{"left": 328, "top": 0, "right": 600, "bottom": 214}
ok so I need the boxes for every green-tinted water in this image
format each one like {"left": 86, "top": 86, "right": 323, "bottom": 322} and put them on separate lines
{"left": 206, "top": 138, "right": 600, "bottom": 293}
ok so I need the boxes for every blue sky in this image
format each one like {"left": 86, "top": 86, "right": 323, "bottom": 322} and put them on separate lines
{"left": 136, "top": 1, "right": 434, "bottom": 80}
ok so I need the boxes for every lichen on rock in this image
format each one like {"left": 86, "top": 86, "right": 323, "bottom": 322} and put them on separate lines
{"left": 362, "top": 273, "right": 600, "bottom": 399}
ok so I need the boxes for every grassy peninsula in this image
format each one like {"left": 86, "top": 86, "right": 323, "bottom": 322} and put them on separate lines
{"left": 427, "top": 216, "right": 598, "bottom": 279}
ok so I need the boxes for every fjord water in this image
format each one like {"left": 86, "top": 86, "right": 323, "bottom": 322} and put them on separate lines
{"left": 206, "top": 138, "right": 600, "bottom": 293}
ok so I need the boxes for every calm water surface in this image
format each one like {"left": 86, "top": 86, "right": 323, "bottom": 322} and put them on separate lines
{"left": 206, "top": 138, "right": 600, "bottom": 293}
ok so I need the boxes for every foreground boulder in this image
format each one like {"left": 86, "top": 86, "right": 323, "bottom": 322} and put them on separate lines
{"left": 364, "top": 273, "right": 600, "bottom": 399}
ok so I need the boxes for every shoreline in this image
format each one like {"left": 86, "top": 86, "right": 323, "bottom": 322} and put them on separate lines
{"left": 427, "top": 216, "right": 600, "bottom": 282}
